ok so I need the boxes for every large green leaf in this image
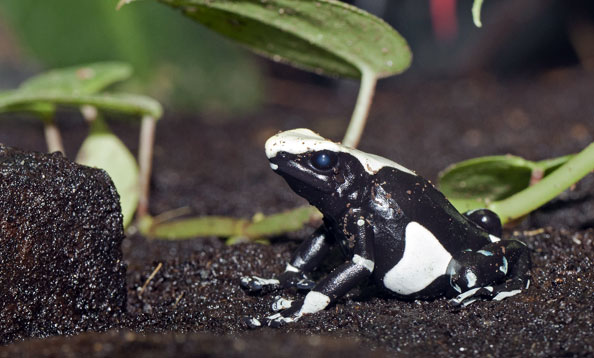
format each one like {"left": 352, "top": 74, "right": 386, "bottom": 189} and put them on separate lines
{"left": 19, "top": 62, "right": 132, "bottom": 95}
{"left": 135, "top": 0, "right": 411, "bottom": 78}
{"left": 75, "top": 117, "right": 139, "bottom": 228}
{"left": 438, "top": 154, "right": 573, "bottom": 213}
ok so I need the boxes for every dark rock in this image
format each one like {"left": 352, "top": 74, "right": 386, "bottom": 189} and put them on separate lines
{"left": 0, "top": 144, "right": 127, "bottom": 344}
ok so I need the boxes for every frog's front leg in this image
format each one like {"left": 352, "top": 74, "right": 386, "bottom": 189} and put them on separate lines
{"left": 448, "top": 239, "right": 531, "bottom": 307}
{"left": 240, "top": 225, "right": 333, "bottom": 293}
{"left": 265, "top": 216, "right": 375, "bottom": 326}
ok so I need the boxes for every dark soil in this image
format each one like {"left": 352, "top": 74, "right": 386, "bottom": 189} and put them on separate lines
{"left": 1, "top": 68, "right": 593, "bottom": 357}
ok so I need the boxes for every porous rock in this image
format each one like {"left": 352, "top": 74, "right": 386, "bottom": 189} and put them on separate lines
{"left": 0, "top": 144, "right": 127, "bottom": 344}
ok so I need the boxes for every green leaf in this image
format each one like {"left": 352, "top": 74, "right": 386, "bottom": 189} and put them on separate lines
{"left": 143, "top": 206, "right": 322, "bottom": 240}
{"left": 19, "top": 62, "right": 132, "bottom": 95}
{"left": 75, "top": 117, "right": 139, "bottom": 228}
{"left": 438, "top": 154, "right": 573, "bottom": 213}
{"left": 0, "top": 92, "right": 162, "bottom": 118}
{"left": 137, "top": 0, "right": 411, "bottom": 79}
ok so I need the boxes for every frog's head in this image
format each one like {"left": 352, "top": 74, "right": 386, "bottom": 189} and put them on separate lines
{"left": 266, "top": 128, "right": 413, "bottom": 213}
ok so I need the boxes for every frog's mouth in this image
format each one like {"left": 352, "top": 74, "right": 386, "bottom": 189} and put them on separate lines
{"left": 268, "top": 152, "right": 335, "bottom": 195}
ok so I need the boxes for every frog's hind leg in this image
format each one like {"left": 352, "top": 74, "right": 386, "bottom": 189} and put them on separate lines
{"left": 447, "top": 239, "right": 531, "bottom": 307}
{"left": 464, "top": 209, "right": 502, "bottom": 238}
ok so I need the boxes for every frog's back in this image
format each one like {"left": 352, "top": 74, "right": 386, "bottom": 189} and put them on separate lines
{"left": 372, "top": 166, "right": 493, "bottom": 254}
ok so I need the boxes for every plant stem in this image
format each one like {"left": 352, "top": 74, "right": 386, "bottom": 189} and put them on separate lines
{"left": 342, "top": 67, "right": 377, "bottom": 148}
{"left": 43, "top": 118, "right": 65, "bottom": 155}
{"left": 137, "top": 115, "right": 156, "bottom": 220}
{"left": 472, "top": 0, "right": 484, "bottom": 28}
{"left": 490, "top": 142, "right": 594, "bottom": 223}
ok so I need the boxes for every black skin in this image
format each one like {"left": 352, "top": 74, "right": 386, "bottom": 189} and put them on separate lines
{"left": 241, "top": 150, "right": 531, "bottom": 325}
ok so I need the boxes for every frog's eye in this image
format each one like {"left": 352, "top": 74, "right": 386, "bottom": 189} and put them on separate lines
{"left": 311, "top": 151, "right": 337, "bottom": 171}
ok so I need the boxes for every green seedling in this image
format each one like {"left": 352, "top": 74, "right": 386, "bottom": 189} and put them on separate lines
{"left": 439, "top": 144, "right": 594, "bottom": 224}
{"left": 0, "top": 62, "right": 162, "bottom": 227}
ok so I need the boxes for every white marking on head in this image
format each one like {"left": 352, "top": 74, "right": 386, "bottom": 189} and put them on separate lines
{"left": 265, "top": 128, "right": 416, "bottom": 176}
{"left": 492, "top": 289, "right": 522, "bottom": 301}
{"left": 299, "top": 291, "right": 330, "bottom": 314}
{"left": 489, "top": 234, "right": 501, "bottom": 243}
{"left": 353, "top": 254, "right": 374, "bottom": 272}
{"left": 465, "top": 271, "right": 478, "bottom": 288}
{"left": 270, "top": 163, "right": 279, "bottom": 170}
{"left": 383, "top": 222, "right": 453, "bottom": 295}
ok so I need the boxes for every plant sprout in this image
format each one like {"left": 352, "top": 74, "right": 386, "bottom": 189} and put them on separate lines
{"left": 0, "top": 62, "right": 162, "bottom": 227}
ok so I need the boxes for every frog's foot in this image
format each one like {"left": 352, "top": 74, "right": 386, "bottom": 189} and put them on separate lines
{"left": 450, "top": 277, "right": 531, "bottom": 307}
{"left": 271, "top": 296, "right": 294, "bottom": 312}
{"left": 240, "top": 275, "right": 280, "bottom": 293}
{"left": 264, "top": 301, "right": 303, "bottom": 327}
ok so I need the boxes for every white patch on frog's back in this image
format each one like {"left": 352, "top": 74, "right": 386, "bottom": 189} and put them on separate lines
{"left": 383, "top": 221, "right": 452, "bottom": 295}
{"left": 265, "top": 128, "right": 416, "bottom": 176}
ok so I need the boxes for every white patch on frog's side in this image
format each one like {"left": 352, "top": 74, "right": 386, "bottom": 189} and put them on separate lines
{"left": 492, "top": 289, "right": 522, "bottom": 301}
{"left": 465, "top": 271, "right": 478, "bottom": 288}
{"left": 489, "top": 234, "right": 501, "bottom": 243}
{"left": 383, "top": 222, "right": 453, "bottom": 295}
{"left": 265, "top": 128, "right": 416, "bottom": 176}
{"left": 353, "top": 254, "right": 375, "bottom": 272}
{"left": 270, "top": 163, "right": 279, "bottom": 170}
{"left": 299, "top": 291, "right": 331, "bottom": 314}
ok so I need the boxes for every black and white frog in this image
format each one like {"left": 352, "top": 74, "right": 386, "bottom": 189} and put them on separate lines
{"left": 241, "top": 128, "right": 531, "bottom": 327}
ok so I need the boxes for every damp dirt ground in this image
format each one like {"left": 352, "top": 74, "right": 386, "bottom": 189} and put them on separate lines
{"left": 1, "top": 68, "right": 593, "bottom": 357}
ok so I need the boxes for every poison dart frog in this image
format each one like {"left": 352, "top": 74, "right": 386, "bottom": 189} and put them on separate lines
{"left": 241, "top": 128, "right": 531, "bottom": 327}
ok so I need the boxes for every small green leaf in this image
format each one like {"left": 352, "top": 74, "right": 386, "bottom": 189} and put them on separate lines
{"left": 439, "top": 154, "right": 573, "bottom": 213}
{"left": 0, "top": 92, "right": 162, "bottom": 118}
{"left": 76, "top": 117, "right": 139, "bottom": 228}
{"left": 136, "top": 0, "right": 411, "bottom": 79}
{"left": 19, "top": 62, "right": 132, "bottom": 95}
